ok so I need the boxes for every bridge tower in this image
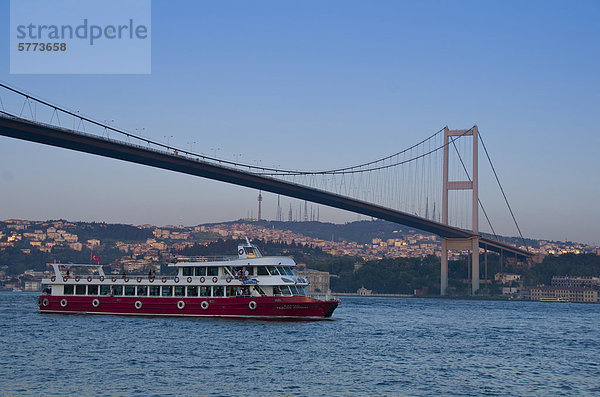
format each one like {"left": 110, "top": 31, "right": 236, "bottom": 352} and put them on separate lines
{"left": 441, "top": 126, "right": 479, "bottom": 295}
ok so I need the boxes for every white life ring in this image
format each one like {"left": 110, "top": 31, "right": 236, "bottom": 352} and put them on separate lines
{"left": 212, "top": 277, "right": 218, "bottom": 283}
{"left": 199, "top": 276, "right": 205, "bottom": 283}
{"left": 92, "top": 299, "right": 100, "bottom": 308}
{"left": 63, "top": 276, "right": 68, "bottom": 282}
{"left": 174, "top": 277, "right": 180, "bottom": 283}
{"left": 87, "top": 276, "right": 93, "bottom": 282}
{"left": 201, "top": 300, "right": 209, "bottom": 310}
{"left": 177, "top": 300, "right": 185, "bottom": 310}
{"left": 226, "top": 276, "right": 232, "bottom": 283}
{"left": 187, "top": 276, "right": 193, "bottom": 283}
{"left": 249, "top": 301, "right": 257, "bottom": 310}
{"left": 75, "top": 276, "right": 81, "bottom": 282}
{"left": 124, "top": 277, "right": 129, "bottom": 282}
{"left": 50, "top": 276, "right": 56, "bottom": 282}
{"left": 135, "top": 300, "right": 143, "bottom": 310}
{"left": 99, "top": 276, "right": 105, "bottom": 282}
{"left": 161, "top": 277, "right": 167, "bottom": 283}
{"left": 137, "top": 277, "right": 142, "bottom": 283}
{"left": 42, "top": 298, "right": 49, "bottom": 307}
{"left": 60, "top": 299, "right": 67, "bottom": 307}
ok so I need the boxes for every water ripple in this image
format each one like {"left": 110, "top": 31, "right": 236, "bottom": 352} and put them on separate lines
{"left": 1, "top": 293, "right": 599, "bottom": 396}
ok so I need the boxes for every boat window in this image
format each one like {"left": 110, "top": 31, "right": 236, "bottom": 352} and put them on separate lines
{"left": 88, "top": 285, "right": 99, "bottom": 295}
{"left": 113, "top": 285, "right": 123, "bottom": 295}
{"left": 267, "top": 266, "right": 280, "bottom": 275}
{"left": 207, "top": 267, "right": 218, "bottom": 276}
{"left": 64, "top": 285, "right": 74, "bottom": 295}
{"left": 257, "top": 266, "right": 269, "bottom": 276}
{"left": 214, "top": 286, "right": 224, "bottom": 297}
{"left": 272, "top": 286, "right": 281, "bottom": 296}
{"left": 182, "top": 267, "right": 193, "bottom": 276}
{"left": 280, "top": 285, "right": 293, "bottom": 296}
{"left": 278, "top": 267, "right": 292, "bottom": 276}
{"left": 194, "top": 267, "right": 206, "bottom": 276}
{"left": 174, "top": 286, "right": 185, "bottom": 297}
{"left": 75, "top": 285, "right": 86, "bottom": 295}
{"left": 254, "top": 285, "right": 267, "bottom": 296}
{"left": 137, "top": 286, "right": 148, "bottom": 296}
{"left": 100, "top": 285, "right": 111, "bottom": 295}
{"left": 125, "top": 286, "right": 135, "bottom": 296}
{"left": 296, "top": 287, "right": 307, "bottom": 296}
{"left": 199, "top": 286, "right": 211, "bottom": 297}
{"left": 187, "top": 286, "right": 198, "bottom": 297}
{"left": 162, "top": 286, "right": 172, "bottom": 297}
{"left": 149, "top": 286, "right": 160, "bottom": 296}
{"left": 290, "top": 285, "right": 298, "bottom": 295}
{"left": 227, "top": 286, "right": 240, "bottom": 297}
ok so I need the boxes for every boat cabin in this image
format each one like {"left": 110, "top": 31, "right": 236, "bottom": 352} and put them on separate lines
{"left": 42, "top": 241, "right": 309, "bottom": 299}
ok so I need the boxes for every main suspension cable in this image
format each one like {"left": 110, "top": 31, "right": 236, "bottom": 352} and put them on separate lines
{"left": 478, "top": 131, "right": 527, "bottom": 249}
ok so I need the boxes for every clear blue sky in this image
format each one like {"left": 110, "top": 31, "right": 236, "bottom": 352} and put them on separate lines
{"left": 0, "top": 0, "right": 598, "bottom": 244}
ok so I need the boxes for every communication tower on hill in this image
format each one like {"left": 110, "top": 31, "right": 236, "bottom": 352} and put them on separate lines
{"left": 257, "top": 191, "right": 263, "bottom": 221}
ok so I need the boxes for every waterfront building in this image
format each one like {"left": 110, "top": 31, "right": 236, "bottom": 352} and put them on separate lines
{"left": 502, "top": 287, "right": 519, "bottom": 295}
{"left": 24, "top": 281, "right": 41, "bottom": 291}
{"left": 530, "top": 286, "right": 598, "bottom": 303}
{"left": 295, "top": 267, "right": 331, "bottom": 295}
{"left": 551, "top": 276, "right": 600, "bottom": 289}
{"left": 357, "top": 286, "right": 373, "bottom": 295}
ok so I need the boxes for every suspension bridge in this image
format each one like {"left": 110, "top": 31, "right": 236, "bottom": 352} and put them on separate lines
{"left": 0, "top": 82, "right": 532, "bottom": 295}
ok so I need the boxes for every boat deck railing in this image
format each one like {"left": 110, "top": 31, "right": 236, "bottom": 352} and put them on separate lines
{"left": 47, "top": 274, "right": 261, "bottom": 282}
{"left": 170, "top": 255, "right": 238, "bottom": 263}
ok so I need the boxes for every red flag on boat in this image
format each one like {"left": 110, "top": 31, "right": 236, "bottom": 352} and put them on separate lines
{"left": 91, "top": 252, "right": 102, "bottom": 264}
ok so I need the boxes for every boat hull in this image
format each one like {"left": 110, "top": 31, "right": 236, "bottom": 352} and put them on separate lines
{"left": 37, "top": 295, "right": 338, "bottom": 319}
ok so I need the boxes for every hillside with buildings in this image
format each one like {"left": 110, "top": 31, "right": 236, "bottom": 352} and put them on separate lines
{"left": 0, "top": 218, "right": 598, "bottom": 301}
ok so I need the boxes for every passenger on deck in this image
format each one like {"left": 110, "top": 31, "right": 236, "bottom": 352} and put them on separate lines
{"left": 243, "top": 268, "right": 249, "bottom": 279}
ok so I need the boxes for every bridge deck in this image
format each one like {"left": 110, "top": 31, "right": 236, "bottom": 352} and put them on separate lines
{"left": 0, "top": 114, "right": 531, "bottom": 259}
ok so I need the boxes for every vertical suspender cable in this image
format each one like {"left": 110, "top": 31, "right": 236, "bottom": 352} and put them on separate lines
{"left": 478, "top": 131, "right": 527, "bottom": 249}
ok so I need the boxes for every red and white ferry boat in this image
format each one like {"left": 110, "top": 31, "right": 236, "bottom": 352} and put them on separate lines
{"left": 38, "top": 240, "right": 339, "bottom": 319}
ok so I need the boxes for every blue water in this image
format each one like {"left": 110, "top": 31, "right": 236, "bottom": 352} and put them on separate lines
{"left": 0, "top": 293, "right": 599, "bottom": 396}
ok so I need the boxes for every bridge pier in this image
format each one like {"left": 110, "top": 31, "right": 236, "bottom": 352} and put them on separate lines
{"left": 472, "top": 237, "right": 480, "bottom": 294}
{"left": 441, "top": 239, "right": 448, "bottom": 295}
{"left": 440, "top": 237, "right": 480, "bottom": 296}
